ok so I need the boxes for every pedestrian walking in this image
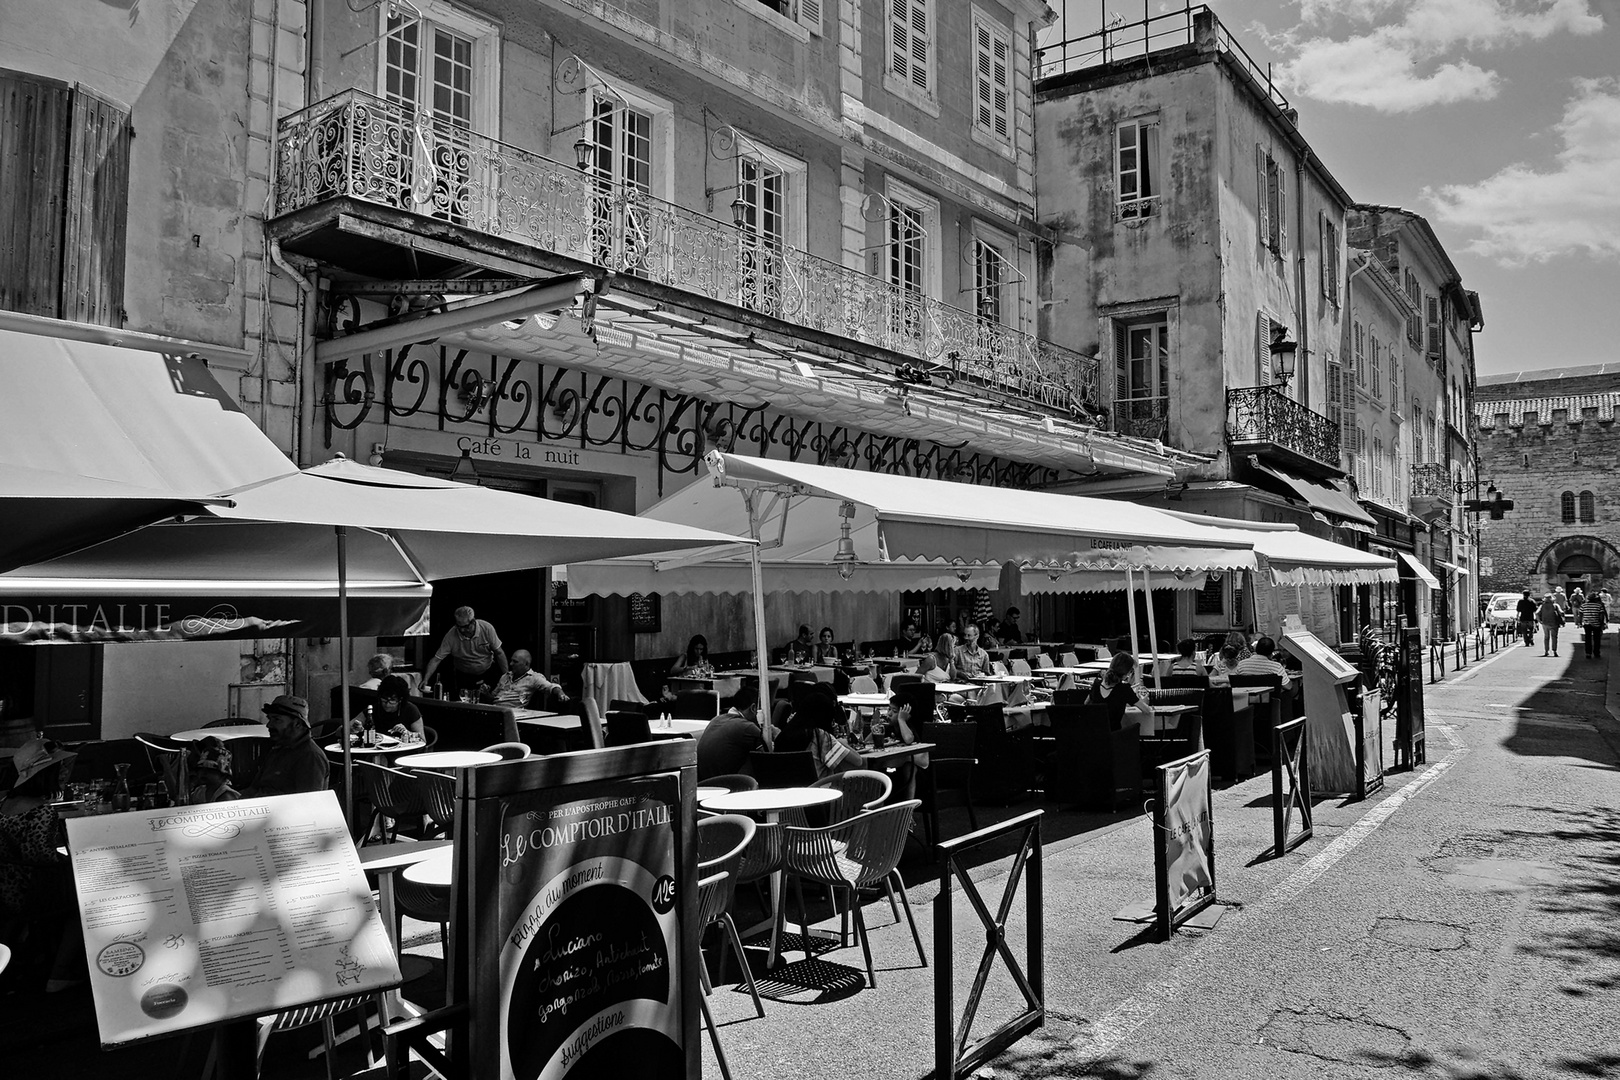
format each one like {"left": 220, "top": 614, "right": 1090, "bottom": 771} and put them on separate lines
{"left": 1578, "top": 592, "right": 1608, "bottom": 659}
{"left": 1537, "top": 594, "right": 1563, "bottom": 656}
{"left": 1515, "top": 590, "right": 1537, "bottom": 647}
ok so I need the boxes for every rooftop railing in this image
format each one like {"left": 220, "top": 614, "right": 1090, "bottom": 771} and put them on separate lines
{"left": 274, "top": 90, "right": 1098, "bottom": 414}
{"left": 1225, "top": 385, "right": 1340, "bottom": 472}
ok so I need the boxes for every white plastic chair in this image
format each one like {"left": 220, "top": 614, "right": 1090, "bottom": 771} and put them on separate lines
{"left": 849, "top": 674, "right": 880, "bottom": 695}
{"left": 1035, "top": 654, "right": 1054, "bottom": 669}
{"left": 1010, "top": 658, "right": 1034, "bottom": 677}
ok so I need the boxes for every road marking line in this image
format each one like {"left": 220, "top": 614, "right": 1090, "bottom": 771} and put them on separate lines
{"left": 1068, "top": 742, "right": 1467, "bottom": 1061}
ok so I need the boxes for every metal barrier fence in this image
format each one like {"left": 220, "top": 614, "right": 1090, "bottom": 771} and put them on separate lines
{"left": 1270, "top": 718, "right": 1312, "bottom": 858}
{"left": 933, "top": 811, "right": 1044, "bottom": 1080}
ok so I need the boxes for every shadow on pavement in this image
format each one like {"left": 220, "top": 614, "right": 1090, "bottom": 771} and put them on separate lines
{"left": 1500, "top": 804, "right": 1620, "bottom": 1000}
{"left": 984, "top": 1035, "right": 1160, "bottom": 1079}
{"left": 1496, "top": 652, "right": 1619, "bottom": 772}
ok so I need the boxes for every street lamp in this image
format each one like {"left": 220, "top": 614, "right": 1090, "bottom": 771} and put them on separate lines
{"left": 1268, "top": 325, "right": 1298, "bottom": 387}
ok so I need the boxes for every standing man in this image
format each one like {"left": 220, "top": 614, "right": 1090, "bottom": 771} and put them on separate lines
{"left": 1515, "top": 590, "right": 1537, "bottom": 646}
{"left": 997, "top": 607, "right": 1026, "bottom": 644}
{"left": 1579, "top": 591, "right": 1609, "bottom": 660}
{"left": 422, "top": 606, "right": 508, "bottom": 700}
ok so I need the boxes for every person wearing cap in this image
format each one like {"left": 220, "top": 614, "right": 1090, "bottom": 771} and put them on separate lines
{"left": 351, "top": 674, "right": 425, "bottom": 741}
{"left": 186, "top": 738, "right": 241, "bottom": 804}
{"left": 422, "top": 606, "right": 508, "bottom": 699}
{"left": 244, "top": 695, "right": 329, "bottom": 798}
{"left": 1, "top": 737, "right": 78, "bottom": 991}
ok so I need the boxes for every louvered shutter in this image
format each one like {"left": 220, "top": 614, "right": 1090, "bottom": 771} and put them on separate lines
{"left": 1319, "top": 213, "right": 1327, "bottom": 297}
{"left": 1256, "top": 312, "right": 1272, "bottom": 385}
{"left": 909, "top": 0, "right": 930, "bottom": 91}
{"left": 1256, "top": 145, "right": 1268, "bottom": 251}
{"left": 890, "top": 0, "right": 910, "bottom": 82}
{"left": 973, "top": 21, "right": 1010, "bottom": 139}
{"left": 1326, "top": 358, "right": 1343, "bottom": 457}
{"left": 797, "top": 0, "right": 821, "bottom": 35}
{"left": 61, "top": 85, "right": 131, "bottom": 326}
{"left": 1426, "top": 294, "right": 1442, "bottom": 356}
{"left": 1276, "top": 164, "right": 1287, "bottom": 250}
{"left": 1114, "top": 320, "right": 1129, "bottom": 400}
{"left": 1341, "top": 364, "right": 1356, "bottom": 457}
{"left": 0, "top": 70, "right": 73, "bottom": 318}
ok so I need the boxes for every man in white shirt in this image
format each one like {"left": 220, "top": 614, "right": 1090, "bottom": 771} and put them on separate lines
{"left": 952, "top": 623, "right": 992, "bottom": 678}
{"left": 1234, "top": 636, "right": 1297, "bottom": 692}
{"left": 492, "top": 650, "right": 566, "bottom": 709}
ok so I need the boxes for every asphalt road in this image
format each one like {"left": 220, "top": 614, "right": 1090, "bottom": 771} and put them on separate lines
{"left": 985, "top": 637, "right": 1620, "bottom": 1080}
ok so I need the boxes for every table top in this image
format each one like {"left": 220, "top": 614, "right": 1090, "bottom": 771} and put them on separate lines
{"left": 171, "top": 724, "right": 269, "bottom": 742}
{"left": 395, "top": 750, "right": 503, "bottom": 769}
{"left": 859, "top": 740, "right": 937, "bottom": 764}
{"left": 518, "top": 715, "right": 582, "bottom": 732}
{"left": 401, "top": 848, "right": 454, "bottom": 888}
{"left": 323, "top": 740, "right": 407, "bottom": 756}
{"left": 699, "top": 787, "right": 841, "bottom": 814}
{"left": 512, "top": 708, "right": 560, "bottom": 721}
{"left": 1154, "top": 704, "right": 1199, "bottom": 715}
{"left": 971, "top": 673, "right": 1037, "bottom": 684}
{"left": 838, "top": 693, "right": 892, "bottom": 707}
{"left": 358, "top": 838, "right": 452, "bottom": 873}
{"left": 650, "top": 718, "right": 709, "bottom": 736}
{"left": 869, "top": 656, "right": 920, "bottom": 668}
{"left": 931, "top": 682, "right": 982, "bottom": 694}
{"left": 695, "top": 786, "right": 727, "bottom": 802}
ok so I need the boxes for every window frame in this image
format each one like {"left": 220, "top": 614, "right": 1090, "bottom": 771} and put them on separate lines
{"left": 1561, "top": 491, "right": 1577, "bottom": 524}
{"left": 885, "top": 0, "right": 939, "bottom": 115}
{"left": 883, "top": 176, "right": 942, "bottom": 301}
{"left": 1111, "top": 310, "right": 1172, "bottom": 441}
{"left": 376, "top": 0, "right": 500, "bottom": 136}
{"left": 970, "top": 8, "right": 1014, "bottom": 152}
{"left": 1580, "top": 490, "right": 1596, "bottom": 524}
{"left": 1116, "top": 117, "right": 1161, "bottom": 220}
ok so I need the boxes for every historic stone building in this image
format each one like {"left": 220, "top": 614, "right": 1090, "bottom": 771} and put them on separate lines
{"left": 1474, "top": 366, "right": 1620, "bottom": 598}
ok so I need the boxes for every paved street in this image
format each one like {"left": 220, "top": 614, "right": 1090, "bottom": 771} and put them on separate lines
{"left": 700, "top": 636, "right": 1620, "bottom": 1080}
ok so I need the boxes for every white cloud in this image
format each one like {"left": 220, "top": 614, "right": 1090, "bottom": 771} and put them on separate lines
{"left": 1266, "top": 0, "right": 1604, "bottom": 112}
{"left": 1426, "top": 79, "right": 1620, "bottom": 263}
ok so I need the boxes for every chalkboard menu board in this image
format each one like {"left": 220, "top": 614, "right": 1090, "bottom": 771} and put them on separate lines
{"left": 1196, "top": 576, "right": 1224, "bottom": 615}
{"left": 493, "top": 774, "right": 684, "bottom": 1079}
{"left": 628, "top": 593, "right": 661, "bottom": 633}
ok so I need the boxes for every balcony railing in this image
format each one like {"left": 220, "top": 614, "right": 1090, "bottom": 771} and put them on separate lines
{"left": 1225, "top": 386, "right": 1340, "bottom": 473}
{"left": 274, "top": 90, "right": 1098, "bottom": 414}
{"left": 1114, "top": 396, "right": 1169, "bottom": 442}
{"left": 1409, "top": 462, "right": 1453, "bottom": 503}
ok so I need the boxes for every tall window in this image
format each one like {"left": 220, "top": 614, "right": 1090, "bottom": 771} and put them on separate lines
{"left": 1113, "top": 315, "right": 1170, "bottom": 440}
{"left": 1580, "top": 490, "right": 1596, "bottom": 523}
{"left": 1370, "top": 331, "right": 1381, "bottom": 396}
{"left": 1258, "top": 147, "right": 1285, "bottom": 252}
{"left": 888, "top": 0, "right": 933, "bottom": 95}
{"left": 588, "top": 95, "right": 654, "bottom": 272}
{"left": 1117, "top": 119, "right": 1160, "bottom": 219}
{"left": 1403, "top": 269, "right": 1422, "bottom": 346}
{"left": 1562, "top": 491, "right": 1577, "bottom": 524}
{"left": 1319, "top": 215, "right": 1340, "bottom": 304}
{"left": 736, "top": 155, "right": 785, "bottom": 315}
{"left": 384, "top": 15, "right": 472, "bottom": 128}
{"left": 885, "top": 189, "right": 933, "bottom": 343}
{"left": 972, "top": 237, "right": 1006, "bottom": 324}
{"left": 973, "top": 16, "right": 1011, "bottom": 144}
{"left": 1353, "top": 321, "right": 1365, "bottom": 386}
{"left": 1372, "top": 436, "right": 1385, "bottom": 498}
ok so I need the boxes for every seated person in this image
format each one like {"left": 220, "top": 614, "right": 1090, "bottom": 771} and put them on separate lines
{"left": 352, "top": 675, "right": 425, "bottom": 740}
{"left": 997, "top": 606, "right": 1025, "bottom": 644}
{"left": 695, "top": 683, "right": 775, "bottom": 780}
{"left": 814, "top": 626, "right": 842, "bottom": 665}
{"left": 187, "top": 739, "right": 241, "bottom": 803}
{"left": 358, "top": 652, "right": 393, "bottom": 690}
{"left": 979, "top": 624, "right": 1003, "bottom": 650}
{"left": 952, "top": 623, "right": 993, "bottom": 678}
{"left": 1223, "top": 630, "right": 1253, "bottom": 662}
{"left": 1, "top": 738, "right": 77, "bottom": 992}
{"left": 1233, "top": 636, "right": 1297, "bottom": 692}
{"left": 244, "top": 696, "right": 329, "bottom": 797}
{"left": 900, "top": 619, "right": 932, "bottom": 656}
{"left": 1168, "top": 638, "right": 1205, "bottom": 675}
{"left": 670, "top": 634, "right": 713, "bottom": 678}
{"left": 492, "top": 649, "right": 567, "bottom": 709}
{"left": 775, "top": 683, "right": 864, "bottom": 778}
{"left": 782, "top": 625, "right": 816, "bottom": 665}
{"left": 1086, "top": 652, "right": 1155, "bottom": 733}
{"left": 925, "top": 633, "right": 957, "bottom": 682}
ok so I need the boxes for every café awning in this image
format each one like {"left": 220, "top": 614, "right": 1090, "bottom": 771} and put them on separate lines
{"left": 1437, "top": 560, "right": 1470, "bottom": 577}
{"left": 1395, "top": 550, "right": 1442, "bottom": 589}
{"left": 1158, "top": 511, "right": 1397, "bottom": 586}
{"left": 1248, "top": 461, "right": 1377, "bottom": 531}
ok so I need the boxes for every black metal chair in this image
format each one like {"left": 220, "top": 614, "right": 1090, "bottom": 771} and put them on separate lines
{"left": 667, "top": 691, "right": 717, "bottom": 721}
{"left": 1204, "top": 682, "right": 1255, "bottom": 782}
{"left": 703, "top": 773, "right": 759, "bottom": 794}
{"left": 957, "top": 703, "right": 1032, "bottom": 805}
{"left": 605, "top": 710, "right": 654, "bottom": 747}
{"left": 1044, "top": 703, "right": 1141, "bottom": 810}
{"left": 917, "top": 721, "right": 977, "bottom": 846}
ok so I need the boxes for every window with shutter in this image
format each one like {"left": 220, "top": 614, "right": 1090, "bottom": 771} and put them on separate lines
{"left": 1353, "top": 321, "right": 1364, "bottom": 386}
{"left": 1341, "top": 363, "right": 1356, "bottom": 454}
{"left": 1404, "top": 270, "right": 1422, "bottom": 346}
{"left": 0, "top": 70, "right": 130, "bottom": 326}
{"left": 1319, "top": 217, "right": 1339, "bottom": 304}
{"left": 1255, "top": 312, "right": 1274, "bottom": 385}
{"left": 974, "top": 17, "right": 1011, "bottom": 143}
{"left": 1373, "top": 437, "right": 1384, "bottom": 498}
{"left": 797, "top": 0, "right": 822, "bottom": 35}
{"left": 1256, "top": 146, "right": 1269, "bottom": 251}
{"left": 1112, "top": 314, "right": 1170, "bottom": 440}
{"left": 1327, "top": 358, "right": 1344, "bottom": 460}
{"left": 1426, "top": 294, "right": 1442, "bottom": 357}
{"left": 889, "top": 0, "right": 932, "bottom": 94}
{"left": 1370, "top": 331, "right": 1381, "bottom": 396}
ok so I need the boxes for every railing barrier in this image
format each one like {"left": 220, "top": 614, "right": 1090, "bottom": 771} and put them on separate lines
{"left": 1270, "top": 718, "right": 1312, "bottom": 857}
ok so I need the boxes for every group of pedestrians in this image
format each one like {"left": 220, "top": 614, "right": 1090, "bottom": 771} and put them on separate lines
{"left": 1518, "top": 587, "right": 1610, "bottom": 659}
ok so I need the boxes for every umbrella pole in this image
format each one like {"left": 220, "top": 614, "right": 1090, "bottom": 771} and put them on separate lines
{"left": 337, "top": 525, "right": 353, "bottom": 828}
{"left": 1125, "top": 567, "right": 1140, "bottom": 659}
{"left": 745, "top": 491, "right": 773, "bottom": 750}
{"left": 1142, "top": 567, "right": 1161, "bottom": 682}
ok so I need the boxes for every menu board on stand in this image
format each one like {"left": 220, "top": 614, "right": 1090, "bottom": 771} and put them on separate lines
{"left": 65, "top": 791, "right": 400, "bottom": 1048}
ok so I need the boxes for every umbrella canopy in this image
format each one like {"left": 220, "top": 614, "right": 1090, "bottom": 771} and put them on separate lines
{"left": 0, "top": 458, "right": 752, "bottom": 643}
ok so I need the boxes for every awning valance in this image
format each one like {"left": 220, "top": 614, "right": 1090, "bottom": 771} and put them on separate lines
{"left": 1396, "top": 551, "right": 1442, "bottom": 589}
{"left": 1249, "top": 461, "right": 1377, "bottom": 531}
{"left": 1158, "top": 511, "right": 1397, "bottom": 586}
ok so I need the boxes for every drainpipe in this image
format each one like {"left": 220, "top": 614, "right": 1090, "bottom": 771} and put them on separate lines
{"left": 1294, "top": 150, "right": 1309, "bottom": 406}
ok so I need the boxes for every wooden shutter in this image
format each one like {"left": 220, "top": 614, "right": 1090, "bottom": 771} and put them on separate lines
{"left": 1256, "top": 145, "right": 1268, "bottom": 251}
{"left": 890, "top": 0, "right": 929, "bottom": 91}
{"left": 0, "top": 69, "right": 73, "bottom": 317}
{"left": 1341, "top": 364, "right": 1356, "bottom": 456}
{"left": 1319, "top": 213, "right": 1327, "bottom": 297}
{"left": 1276, "top": 163, "right": 1287, "bottom": 251}
{"left": 1114, "top": 320, "right": 1129, "bottom": 404}
{"left": 797, "top": 0, "right": 822, "bottom": 35}
{"left": 1326, "top": 357, "right": 1343, "bottom": 459}
{"left": 1255, "top": 312, "right": 1273, "bottom": 384}
{"left": 61, "top": 85, "right": 131, "bottom": 326}
{"left": 975, "top": 20, "right": 1010, "bottom": 139}
{"left": 1426, "top": 294, "right": 1442, "bottom": 357}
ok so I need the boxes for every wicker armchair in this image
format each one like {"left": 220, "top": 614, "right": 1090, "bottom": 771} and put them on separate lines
{"left": 697, "top": 815, "right": 761, "bottom": 1018}
{"left": 703, "top": 773, "right": 758, "bottom": 794}
{"left": 353, "top": 762, "right": 431, "bottom": 844}
{"left": 783, "top": 800, "right": 926, "bottom": 987}
{"left": 478, "top": 741, "right": 530, "bottom": 760}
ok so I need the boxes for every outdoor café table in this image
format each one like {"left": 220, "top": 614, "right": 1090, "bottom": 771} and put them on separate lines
{"left": 968, "top": 673, "right": 1037, "bottom": 686}
{"left": 696, "top": 786, "right": 727, "bottom": 802}
{"left": 171, "top": 724, "right": 271, "bottom": 742}
{"left": 324, "top": 737, "right": 412, "bottom": 762}
{"left": 931, "top": 682, "right": 982, "bottom": 695}
{"left": 1150, "top": 703, "right": 1200, "bottom": 733}
{"left": 869, "top": 656, "right": 919, "bottom": 672}
{"left": 855, "top": 740, "right": 936, "bottom": 768}
{"left": 837, "top": 692, "right": 892, "bottom": 708}
{"left": 394, "top": 750, "right": 502, "bottom": 770}
{"left": 645, "top": 718, "right": 710, "bottom": 738}
{"left": 699, "top": 786, "right": 841, "bottom": 968}
{"left": 360, "top": 838, "right": 450, "bottom": 1020}
{"left": 769, "top": 664, "right": 836, "bottom": 683}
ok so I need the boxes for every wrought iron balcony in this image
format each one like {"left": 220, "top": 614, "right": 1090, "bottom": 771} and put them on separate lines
{"left": 1409, "top": 462, "right": 1453, "bottom": 504}
{"left": 1114, "top": 396, "right": 1169, "bottom": 442}
{"left": 1225, "top": 386, "right": 1341, "bottom": 475}
{"left": 273, "top": 90, "right": 1098, "bottom": 415}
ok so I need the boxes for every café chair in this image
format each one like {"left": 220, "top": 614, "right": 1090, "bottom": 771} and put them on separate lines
{"left": 784, "top": 800, "right": 926, "bottom": 988}
{"left": 668, "top": 691, "right": 717, "bottom": 721}
{"left": 134, "top": 733, "right": 186, "bottom": 793}
{"left": 1045, "top": 703, "right": 1141, "bottom": 810}
{"left": 747, "top": 750, "right": 818, "bottom": 789}
{"left": 1202, "top": 682, "right": 1254, "bottom": 782}
{"left": 1009, "top": 658, "right": 1034, "bottom": 677}
{"left": 395, "top": 869, "right": 451, "bottom": 951}
{"left": 353, "top": 762, "right": 430, "bottom": 845}
{"left": 959, "top": 703, "right": 1031, "bottom": 805}
{"left": 1159, "top": 674, "right": 1211, "bottom": 690}
{"left": 418, "top": 725, "right": 439, "bottom": 754}
{"left": 917, "top": 722, "right": 977, "bottom": 846}
{"left": 417, "top": 769, "right": 456, "bottom": 837}
{"left": 810, "top": 770, "right": 895, "bottom": 939}
{"left": 695, "top": 871, "right": 738, "bottom": 1080}
{"left": 848, "top": 674, "right": 881, "bottom": 695}
{"left": 604, "top": 710, "right": 654, "bottom": 747}
{"left": 255, "top": 993, "right": 383, "bottom": 1080}
{"left": 1057, "top": 652, "right": 1081, "bottom": 669}
{"left": 703, "top": 773, "right": 758, "bottom": 794}
{"left": 884, "top": 671, "right": 923, "bottom": 694}
{"left": 990, "top": 661, "right": 1009, "bottom": 676}
{"left": 478, "top": 741, "right": 529, "bottom": 760}
{"left": 610, "top": 697, "right": 649, "bottom": 715}
{"left": 697, "top": 815, "right": 761, "bottom": 1018}
{"left": 1034, "top": 653, "right": 1054, "bottom": 669}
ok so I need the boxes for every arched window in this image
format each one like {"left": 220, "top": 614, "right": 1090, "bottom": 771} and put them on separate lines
{"left": 1579, "top": 490, "right": 1596, "bottom": 523}
{"left": 1561, "top": 491, "right": 1577, "bottom": 524}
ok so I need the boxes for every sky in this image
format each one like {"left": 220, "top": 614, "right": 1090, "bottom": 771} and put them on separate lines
{"left": 1043, "top": 0, "right": 1620, "bottom": 377}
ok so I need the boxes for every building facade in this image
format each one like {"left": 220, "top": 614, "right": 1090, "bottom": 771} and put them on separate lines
{"left": 1474, "top": 366, "right": 1620, "bottom": 599}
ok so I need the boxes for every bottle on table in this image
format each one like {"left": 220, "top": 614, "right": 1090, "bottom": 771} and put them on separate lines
{"left": 364, "top": 705, "right": 375, "bottom": 747}
{"left": 112, "top": 764, "right": 132, "bottom": 812}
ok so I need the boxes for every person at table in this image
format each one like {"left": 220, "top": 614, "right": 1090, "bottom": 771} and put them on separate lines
{"left": 359, "top": 652, "right": 394, "bottom": 690}
{"left": 782, "top": 625, "right": 816, "bottom": 665}
{"left": 997, "top": 607, "right": 1025, "bottom": 644}
{"left": 1234, "top": 636, "right": 1298, "bottom": 693}
{"left": 924, "top": 633, "right": 957, "bottom": 683}
{"left": 422, "top": 606, "right": 508, "bottom": 700}
{"left": 670, "top": 634, "right": 714, "bottom": 678}
{"left": 696, "top": 683, "right": 776, "bottom": 780}
{"left": 1223, "top": 630, "right": 1253, "bottom": 663}
{"left": 952, "top": 623, "right": 993, "bottom": 678}
{"left": 244, "top": 695, "right": 329, "bottom": 797}
{"left": 814, "top": 626, "right": 842, "bottom": 665}
{"left": 979, "top": 623, "right": 1003, "bottom": 650}
{"left": 186, "top": 738, "right": 241, "bottom": 804}
{"left": 944, "top": 618, "right": 961, "bottom": 640}
{"left": 900, "top": 619, "right": 932, "bottom": 655}
{"left": 492, "top": 649, "right": 568, "bottom": 710}
{"left": 1087, "top": 652, "right": 1155, "bottom": 733}
{"left": 0, "top": 737, "right": 79, "bottom": 993}
{"left": 1207, "top": 646, "right": 1237, "bottom": 687}
{"left": 776, "top": 683, "right": 864, "bottom": 778}
{"left": 1168, "top": 638, "right": 1204, "bottom": 676}
{"left": 350, "top": 675, "right": 425, "bottom": 741}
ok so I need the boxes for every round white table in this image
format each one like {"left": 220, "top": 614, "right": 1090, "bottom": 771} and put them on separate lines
{"left": 395, "top": 750, "right": 502, "bottom": 769}
{"left": 695, "top": 785, "right": 727, "bottom": 802}
{"left": 837, "top": 692, "right": 891, "bottom": 707}
{"left": 699, "top": 786, "right": 842, "bottom": 967}
{"left": 401, "top": 847, "right": 453, "bottom": 888}
{"left": 171, "top": 724, "right": 270, "bottom": 742}
{"left": 324, "top": 740, "right": 407, "bottom": 757}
